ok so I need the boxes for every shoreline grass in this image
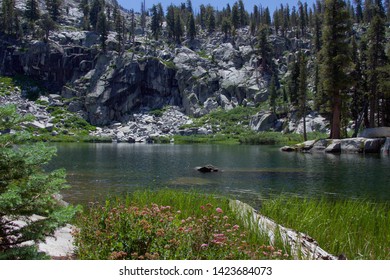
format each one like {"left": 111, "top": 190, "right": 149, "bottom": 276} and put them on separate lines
{"left": 260, "top": 196, "right": 390, "bottom": 260}
{"left": 73, "top": 189, "right": 390, "bottom": 260}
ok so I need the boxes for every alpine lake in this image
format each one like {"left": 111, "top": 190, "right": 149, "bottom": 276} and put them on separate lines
{"left": 48, "top": 143, "right": 390, "bottom": 208}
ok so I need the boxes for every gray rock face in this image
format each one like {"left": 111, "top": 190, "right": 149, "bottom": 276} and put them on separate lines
{"left": 250, "top": 112, "right": 278, "bottom": 132}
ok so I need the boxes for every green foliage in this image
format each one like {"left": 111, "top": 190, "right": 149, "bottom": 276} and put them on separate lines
{"left": 0, "top": 77, "right": 15, "bottom": 96}
{"left": 0, "top": 105, "right": 78, "bottom": 259}
{"left": 96, "top": 10, "right": 108, "bottom": 52}
{"left": 74, "top": 189, "right": 289, "bottom": 260}
{"left": 319, "top": 0, "right": 352, "bottom": 139}
{"left": 25, "top": 0, "right": 40, "bottom": 23}
{"left": 45, "top": 0, "right": 62, "bottom": 22}
{"left": 261, "top": 196, "right": 390, "bottom": 260}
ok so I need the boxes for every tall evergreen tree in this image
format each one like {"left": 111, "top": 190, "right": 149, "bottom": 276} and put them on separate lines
{"left": 39, "top": 13, "right": 56, "bottom": 41}
{"left": 150, "top": 4, "right": 161, "bottom": 40}
{"left": 90, "top": 0, "right": 103, "bottom": 31}
{"left": 298, "top": 52, "right": 308, "bottom": 141}
{"left": 45, "top": 0, "right": 62, "bottom": 22}
{"left": 238, "top": 0, "right": 247, "bottom": 27}
{"left": 0, "top": 105, "right": 78, "bottom": 259}
{"left": 80, "top": 0, "right": 90, "bottom": 30}
{"left": 269, "top": 75, "right": 278, "bottom": 114}
{"left": 97, "top": 10, "right": 108, "bottom": 52}
{"left": 1, "top": 0, "right": 19, "bottom": 36}
{"left": 366, "top": 0, "right": 387, "bottom": 127}
{"left": 231, "top": 3, "right": 240, "bottom": 30}
{"left": 206, "top": 5, "right": 216, "bottom": 33}
{"left": 319, "top": 0, "right": 352, "bottom": 139}
{"left": 221, "top": 18, "right": 232, "bottom": 40}
{"left": 166, "top": 5, "right": 175, "bottom": 39}
{"left": 25, "top": 0, "right": 40, "bottom": 23}
{"left": 129, "top": 9, "right": 135, "bottom": 43}
{"left": 187, "top": 12, "right": 196, "bottom": 40}
{"left": 354, "top": 0, "right": 364, "bottom": 22}
{"left": 174, "top": 10, "right": 183, "bottom": 44}
{"left": 140, "top": 0, "right": 146, "bottom": 35}
{"left": 288, "top": 55, "right": 300, "bottom": 106}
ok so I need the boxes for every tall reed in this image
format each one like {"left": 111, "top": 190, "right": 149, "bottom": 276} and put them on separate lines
{"left": 260, "top": 196, "right": 390, "bottom": 259}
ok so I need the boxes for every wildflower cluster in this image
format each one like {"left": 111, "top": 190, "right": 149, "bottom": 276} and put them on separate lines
{"left": 74, "top": 200, "right": 289, "bottom": 260}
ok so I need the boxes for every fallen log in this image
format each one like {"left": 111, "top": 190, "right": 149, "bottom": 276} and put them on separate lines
{"left": 229, "top": 200, "right": 338, "bottom": 260}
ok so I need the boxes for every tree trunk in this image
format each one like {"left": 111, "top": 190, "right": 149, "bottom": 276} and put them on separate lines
{"left": 331, "top": 93, "right": 341, "bottom": 139}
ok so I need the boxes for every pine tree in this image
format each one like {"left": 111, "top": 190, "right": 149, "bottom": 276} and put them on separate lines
{"left": 231, "top": 3, "right": 240, "bottom": 30}
{"left": 366, "top": 0, "right": 387, "bottom": 127}
{"left": 113, "top": 5, "right": 124, "bottom": 50}
{"left": 129, "top": 9, "right": 135, "bottom": 43}
{"left": 174, "top": 10, "right": 183, "bottom": 44}
{"left": 150, "top": 4, "right": 160, "bottom": 40}
{"left": 1, "top": 0, "right": 18, "bottom": 36}
{"left": 140, "top": 0, "right": 146, "bottom": 35}
{"left": 166, "top": 5, "right": 175, "bottom": 39}
{"left": 0, "top": 105, "right": 78, "bottom": 259}
{"left": 257, "top": 26, "right": 273, "bottom": 73}
{"left": 221, "top": 18, "right": 232, "bottom": 40}
{"left": 25, "top": 0, "right": 40, "bottom": 23}
{"left": 90, "top": 0, "right": 103, "bottom": 31}
{"left": 238, "top": 0, "right": 247, "bottom": 27}
{"left": 298, "top": 1, "right": 307, "bottom": 37}
{"left": 288, "top": 55, "right": 300, "bottom": 106}
{"left": 319, "top": 0, "right": 352, "bottom": 139}
{"left": 157, "top": 3, "right": 164, "bottom": 27}
{"left": 269, "top": 75, "right": 278, "bottom": 114}
{"left": 187, "top": 12, "right": 196, "bottom": 40}
{"left": 298, "top": 52, "right": 308, "bottom": 141}
{"left": 45, "top": 0, "right": 62, "bottom": 22}
{"left": 186, "top": 0, "right": 193, "bottom": 15}
{"left": 80, "top": 0, "right": 90, "bottom": 30}
{"left": 354, "top": 0, "right": 364, "bottom": 22}
{"left": 198, "top": 4, "right": 206, "bottom": 30}
{"left": 206, "top": 6, "right": 215, "bottom": 33}
{"left": 97, "top": 10, "right": 108, "bottom": 52}
{"left": 39, "top": 13, "right": 56, "bottom": 41}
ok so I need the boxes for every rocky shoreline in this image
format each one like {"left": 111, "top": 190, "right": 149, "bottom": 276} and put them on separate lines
{"left": 281, "top": 128, "right": 390, "bottom": 155}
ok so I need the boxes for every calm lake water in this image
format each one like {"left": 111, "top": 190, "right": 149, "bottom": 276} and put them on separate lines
{"left": 49, "top": 143, "right": 390, "bottom": 206}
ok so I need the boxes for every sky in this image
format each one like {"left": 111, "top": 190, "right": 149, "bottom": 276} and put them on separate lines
{"left": 117, "top": 0, "right": 316, "bottom": 13}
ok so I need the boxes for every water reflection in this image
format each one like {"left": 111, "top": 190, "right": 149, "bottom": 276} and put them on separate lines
{"left": 48, "top": 143, "right": 390, "bottom": 205}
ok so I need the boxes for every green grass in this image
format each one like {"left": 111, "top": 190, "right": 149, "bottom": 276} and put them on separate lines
{"left": 260, "top": 196, "right": 390, "bottom": 260}
{"left": 174, "top": 134, "right": 240, "bottom": 144}
{"left": 73, "top": 189, "right": 290, "bottom": 260}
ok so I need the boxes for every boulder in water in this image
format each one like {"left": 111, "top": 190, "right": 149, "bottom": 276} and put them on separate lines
{"left": 196, "top": 164, "right": 219, "bottom": 173}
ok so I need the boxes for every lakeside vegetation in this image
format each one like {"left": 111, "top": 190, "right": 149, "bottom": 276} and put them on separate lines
{"left": 73, "top": 189, "right": 290, "bottom": 260}
{"left": 261, "top": 196, "right": 390, "bottom": 260}
{"left": 73, "top": 189, "right": 390, "bottom": 260}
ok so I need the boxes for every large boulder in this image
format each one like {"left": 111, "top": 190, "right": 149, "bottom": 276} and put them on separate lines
{"left": 358, "top": 127, "right": 390, "bottom": 138}
{"left": 250, "top": 112, "right": 278, "bottom": 132}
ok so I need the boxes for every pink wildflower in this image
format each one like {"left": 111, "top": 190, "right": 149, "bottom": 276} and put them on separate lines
{"left": 232, "top": 224, "right": 240, "bottom": 230}
{"left": 216, "top": 207, "right": 223, "bottom": 213}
